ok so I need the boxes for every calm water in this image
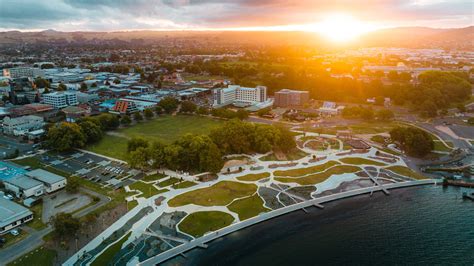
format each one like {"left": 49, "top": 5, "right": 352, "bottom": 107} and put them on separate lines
{"left": 164, "top": 186, "right": 474, "bottom": 266}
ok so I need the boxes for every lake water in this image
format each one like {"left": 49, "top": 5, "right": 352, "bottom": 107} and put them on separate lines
{"left": 164, "top": 185, "right": 474, "bottom": 266}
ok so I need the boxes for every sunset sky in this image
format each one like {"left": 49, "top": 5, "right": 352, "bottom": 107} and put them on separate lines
{"left": 0, "top": 0, "right": 472, "bottom": 32}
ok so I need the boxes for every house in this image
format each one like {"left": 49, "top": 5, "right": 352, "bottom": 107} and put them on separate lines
{"left": 1, "top": 115, "right": 44, "bottom": 136}
{"left": 0, "top": 197, "right": 33, "bottom": 235}
{"left": 25, "top": 169, "right": 67, "bottom": 193}
{"left": 4, "top": 175, "right": 44, "bottom": 198}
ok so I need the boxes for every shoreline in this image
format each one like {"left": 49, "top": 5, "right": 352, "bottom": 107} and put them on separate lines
{"left": 140, "top": 179, "right": 439, "bottom": 266}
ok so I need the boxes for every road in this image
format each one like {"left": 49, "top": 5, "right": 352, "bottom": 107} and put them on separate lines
{"left": 0, "top": 188, "right": 111, "bottom": 266}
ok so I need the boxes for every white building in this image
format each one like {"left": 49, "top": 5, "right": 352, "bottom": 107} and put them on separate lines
{"left": 213, "top": 85, "right": 267, "bottom": 107}
{"left": 2, "top": 115, "right": 44, "bottom": 136}
{"left": 43, "top": 91, "right": 78, "bottom": 109}
{"left": 3, "top": 67, "right": 44, "bottom": 79}
{"left": 26, "top": 169, "right": 67, "bottom": 193}
{"left": 4, "top": 175, "right": 44, "bottom": 198}
{"left": 0, "top": 197, "right": 33, "bottom": 235}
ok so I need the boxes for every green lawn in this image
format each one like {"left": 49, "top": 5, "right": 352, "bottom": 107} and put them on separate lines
{"left": 178, "top": 211, "right": 234, "bottom": 237}
{"left": 260, "top": 149, "right": 308, "bottom": 161}
{"left": 7, "top": 246, "right": 57, "bottom": 266}
{"left": 276, "top": 165, "right": 361, "bottom": 185}
{"left": 385, "top": 166, "right": 427, "bottom": 180}
{"left": 91, "top": 232, "right": 131, "bottom": 266}
{"left": 158, "top": 177, "right": 180, "bottom": 187}
{"left": 168, "top": 181, "right": 257, "bottom": 207}
{"left": 236, "top": 172, "right": 270, "bottom": 182}
{"left": 433, "top": 140, "right": 453, "bottom": 153}
{"left": 28, "top": 203, "right": 47, "bottom": 230}
{"left": 339, "top": 157, "right": 386, "bottom": 166}
{"left": 370, "top": 135, "right": 386, "bottom": 144}
{"left": 228, "top": 195, "right": 270, "bottom": 220}
{"left": 11, "top": 157, "right": 42, "bottom": 168}
{"left": 86, "top": 115, "right": 223, "bottom": 160}
{"left": 142, "top": 173, "right": 167, "bottom": 182}
{"left": 172, "top": 181, "right": 197, "bottom": 189}
{"left": 129, "top": 181, "right": 167, "bottom": 198}
{"left": 273, "top": 161, "right": 340, "bottom": 177}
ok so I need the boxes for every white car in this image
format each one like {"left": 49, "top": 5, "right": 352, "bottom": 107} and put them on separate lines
{"left": 10, "top": 229, "right": 19, "bottom": 236}
{"left": 3, "top": 194, "right": 13, "bottom": 200}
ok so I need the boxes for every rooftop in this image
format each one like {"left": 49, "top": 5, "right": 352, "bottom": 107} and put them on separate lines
{"left": 0, "top": 197, "right": 32, "bottom": 228}
{"left": 5, "top": 175, "right": 43, "bottom": 190}
{"left": 26, "top": 169, "right": 66, "bottom": 184}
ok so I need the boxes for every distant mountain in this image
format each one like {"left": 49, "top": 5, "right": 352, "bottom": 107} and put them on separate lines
{"left": 0, "top": 26, "right": 472, "bottom": 50}
{"left": 360, "top": 26, "right": 474, "bottom": 50}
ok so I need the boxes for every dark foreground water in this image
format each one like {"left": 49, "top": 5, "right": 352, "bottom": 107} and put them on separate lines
{"left": 164, "top": 186, "right": 474, "bottom": 266}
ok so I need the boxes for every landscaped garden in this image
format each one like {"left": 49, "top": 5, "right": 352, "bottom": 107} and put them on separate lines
{"left": 385, "top": 166, "right": 427, "bottom": 180}
{"left": 129, "top": 181, "right": 168, "bottom": 198}
{"left": 339, "top": 157, "right": 386, "bottom": 166}
{"left": 236, "top": 172, "right": 270, "bottom": 182}
{"left": 228, "top": 194, "right": 270, "bottom": 220}
{"left": 275, "top": 165, "right": 361, "bottom": 185}
{"left": 178, "top": 211, "right": 234, "bottom": 237}
{"left": 168, "top": 181, "right": 257, "bottom": 207}
{"left": 273, "top": 161, "right": 340, "bottom": 177}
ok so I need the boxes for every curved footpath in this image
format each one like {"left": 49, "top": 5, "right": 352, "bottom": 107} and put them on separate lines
{"left": 139, "top": 179, "right": 438, "bottom": 266}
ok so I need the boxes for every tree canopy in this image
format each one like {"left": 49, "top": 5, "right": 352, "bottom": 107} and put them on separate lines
{"left": 390, "top": 126, "right": 434, "bottom": 157}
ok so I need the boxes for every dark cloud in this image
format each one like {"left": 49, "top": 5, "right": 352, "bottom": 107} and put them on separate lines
{"left": 0, "top": 0, "right": 471, "bottom": 31}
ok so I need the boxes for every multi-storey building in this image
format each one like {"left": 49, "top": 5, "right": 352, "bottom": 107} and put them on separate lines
{"left": 42, "top": 91, "right": 78, "bottom": 109}
{"left": 111, "top": 99, "right": 139, "bottom": 114}
{"left": 274, "top": 89, "right": 310, "bottom": 107}
{"left": 3, "top": 67, "right": 44, "bottom": 79}
{"left": 1, "top": 115, "right": 44, "bottom": 136}
{"left": 213, "top": 85, "right": 267, "bottom": 107}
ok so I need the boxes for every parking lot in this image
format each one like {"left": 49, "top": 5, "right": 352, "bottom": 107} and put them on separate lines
{"left": 37, "top": 151, "right": 142, "bottom": 189}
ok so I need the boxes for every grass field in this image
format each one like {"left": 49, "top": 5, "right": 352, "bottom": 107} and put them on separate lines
{"left": 276, "top": 165, "right": 361, "bottom": 185}
{"left": 339, "top": 157, "right": 386, "bottom": 166}
{"left": 172, "top": 181, "right": 197, "bottom": 189}
{"left": 236, "top": 172, "right": 270, "bottom": 182}
{"left": 158, "top": 177, "right": 180, "bottom": 187}
{"left": 228, "top": 194, "right": 270, "bottom": 220}
{"left": 142, "top": 173, "right": 167, "bottom": 182}
{"left": 385, "top": 166, "right": 427, "bottom": 180}
{"left": 433, "top": 140, "right": 453, "bottom": 153}
{"left": 129, "top": 181, "right": 167, "bottom": 198}
{"left": 91, "top": 232, "right": 131, "bottom": 266}
{"left": 87, "top": 115, "right": 223, "bottom": 160}
{"left": 273, "top": 161, "right": 340, "bottom": 177}
{"left": 7, "top": 246, "right": 57, "bottom": 266}
{"left": 178, "top": 211, "right": 234, "bottom": 237}
{"left": 168, "top": 181, "right": 257, "bottom": 207}
{"left": 260, "top": 149, "right": 308, "bottom": 161}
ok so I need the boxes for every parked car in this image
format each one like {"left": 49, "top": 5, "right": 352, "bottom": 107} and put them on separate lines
{"left": 10, "top": 229, "right": 19, "bottom": 236}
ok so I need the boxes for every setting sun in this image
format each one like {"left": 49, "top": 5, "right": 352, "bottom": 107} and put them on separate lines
{"left": 311, "top": 14, "right": 376, "bottom": 42}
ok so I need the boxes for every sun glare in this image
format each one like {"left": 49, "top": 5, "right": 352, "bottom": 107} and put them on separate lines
{"left": 310, "top": 14, "right": 375, "bottom": 42}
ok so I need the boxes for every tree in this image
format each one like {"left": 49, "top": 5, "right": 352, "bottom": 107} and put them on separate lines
{"left": 78, "top": 120, "right": 103, "bottom": 144}
{"left": 66, "top": 177, "right": 80, "bottom": 193}
{"left": 113, "top": 78, "right": 121, "bottom": 84}
{"left": 390, "top": 126, "right": 434, "bottom": 157}
{"left": 34, "top": 77, "right": 50, "bottom": 88}
{"left": 376, "top": 109, "right": 394, "bottom": 121}
{"left": 154, "top": 106, "right": 163, "bottom": 115}
{"left": 121, "top": 115, "right": 131, "bottom": 126}
{"left": 57, "top": 83, "right": 67, "bottom": 91}
{"left": 180, "top": 101, "right": 197, "bottom": 113}
{"left": 46, "top": 122, "right": 86, "bottom": 151}
{"left": 127, "top": 137, "right": 149, "bottom": 152}
{"left": 133, "top": 112, "right": 143, "bottom": 122}
{"left": 144, "top": 109, "right": 154, "bottom": 120}
{"left": 457, "top": 103, "right": 466, "bottom": 113}
{"left": 158, "top": 97, "right": 179, "bottom": 114}
{"left": 50, "top": 213, "right": 81, "bottom": 238}
{"left": 197, "top": 106, "right": 209, "bottom": 115}
{"left": 236, "top": 109, "right": 249, "bottom": 120}
{"left": 80, "top": 82, "right": 88, "bottom": 92}
{"left": 91, "top": 82, "right": 98, "bottom": 88}
{"left": 128, "top": 147, "right": 150, "bottom": 169}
